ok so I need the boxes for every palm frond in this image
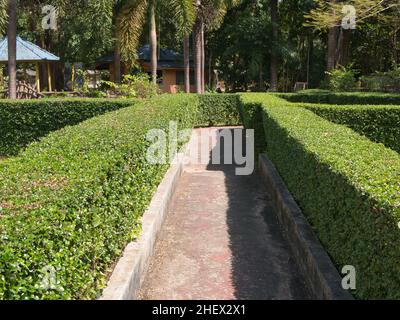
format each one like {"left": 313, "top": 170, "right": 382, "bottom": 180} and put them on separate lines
{"left": 198, "top": 0, "right": 240, "bottom": 31}
{"left": 0, "top": 0, "right": 8, "bottom": 36}
{"left": 169, "top": 0, "right": 196, "bottom": 36}
{"left": 117, "top": 0, "right": 148, "bottom": 64}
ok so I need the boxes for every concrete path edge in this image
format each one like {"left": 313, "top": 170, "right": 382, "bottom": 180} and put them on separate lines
{"left": 100, "top": 142, "right": 191, "bottom": 300}
{"left": 259, "top": 153, "right": 354, "bottom": 300}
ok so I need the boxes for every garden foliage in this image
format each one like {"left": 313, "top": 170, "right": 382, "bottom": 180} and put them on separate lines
{"left": 0, "top": 99, "right": 133, "bottom": 156}
{"left": 0, "top": 95, "right": 197, "bottom": 299}
{"left": 239, "top": 93, "right": 400, "bottom": 299}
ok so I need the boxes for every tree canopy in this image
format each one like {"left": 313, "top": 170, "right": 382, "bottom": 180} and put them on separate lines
{"left": 0, "top": 0, "right": 399, "bottom": 91}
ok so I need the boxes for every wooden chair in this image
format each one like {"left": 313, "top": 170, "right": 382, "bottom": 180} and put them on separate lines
{"left": 294, "top": 82, "right": 308, "bottom": 92}
{"left": 6, "top": 81, "right": 44, "bottom": 99}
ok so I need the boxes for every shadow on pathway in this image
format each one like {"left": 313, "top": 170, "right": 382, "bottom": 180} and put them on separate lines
{"left": 138, "top": 127, "right": 312, "bottom": 300}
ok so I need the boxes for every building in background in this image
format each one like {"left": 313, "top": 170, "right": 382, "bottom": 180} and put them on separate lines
{"left": 96, "top": 45, "right": 196, "bottom": 93}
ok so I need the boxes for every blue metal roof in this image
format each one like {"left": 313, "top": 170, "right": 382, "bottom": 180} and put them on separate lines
{"left": 97, "top": 45, "right": 190, "bottom": 64}
{"left": 0, "top": 36, "right": 60, "bottom": 62}
{"left": 96, "top": 45, "right": 193, "bottom": 70}
{"left": 138, "top": 45, "right": 184, "bottom": 61}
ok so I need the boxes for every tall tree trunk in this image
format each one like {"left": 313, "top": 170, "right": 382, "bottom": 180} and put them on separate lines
{"left": 208, "top": 50, "right": 212, "bottom": 89}
{"left": 338, "top": 29, "right": 351, "bottom": 67}
{"left": 7, "top": 0, "right": 17, "bottom": 99}
{"left": 114, "top": 37, "right": 121, "bottom": 83}
{"left": 307, "top": 36, "right": 313, "bottom": 86}
{"left": 201, "top": 23, "right": 205, "bottom": 93}
{"left": 327, "top": 0, "right": 339, "bottom": 70}
{"left": 393, "top": 27, "right": 400, "bottom": 64}
{"left": 327, "top": 26, "right": 338, "bottom": 70}
{"left": 149, "top": 0, "right": 157, "bottom": 85}
{"left": 183, "top": 36, "right": 190, "bottom": 93}
{"left": 270, "top": 0, "right": 278, "bottom": 92}
{"left": 193, "top": 9, "right": 202, "bottom": 94}
{"left": 334, "top": 28, "right": 343, "bottom": 67}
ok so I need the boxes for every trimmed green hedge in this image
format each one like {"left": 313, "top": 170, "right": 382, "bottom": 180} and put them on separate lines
{"left": 0, "top": 99, "right": 134, "bottom": 157}
{"left": 196, "top": 94, "right": 241, "bottom": 127}
{"left": 3, "top": 92, "right": 399, "bottom": 300}
{"left": 237, "top": 93, "right": 268, "bottom": 157}
{"left": 0, "top": 94, "right": 198, "bottom": 299}
{"left": 279, "top": 90, "right": 400, "bottom": 105}
{"left": 306, "top": 104, "right": 400, "bottom": 153}
{"left": 239, "top": 93, "right": 400, "bottom": 299}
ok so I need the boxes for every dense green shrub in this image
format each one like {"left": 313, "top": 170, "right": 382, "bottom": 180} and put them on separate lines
{"left": 361, "top": 66, "right": 400, "bottom": 93}
{"left": 0, "top": 99, "right": 134, "bottom": 156}
{"left": 307, "top": 104, "right": 400, "bottom": 153}
{"left": 278, "top": 90, "right": 400, "bottom": 105}
{"left": 326, "top": 66, "right": 357, "bottom": 92}
{"left": 237, "top": 93, "right": 268, "bottom": 156}
{"left": 196, "top": 94, "right": 241, "bottom": 127}
{"left": 101, "top": 74, "right": 160, "bottom": 99}
{"left": 0, "top": 94, "right": 198, "bottom": 299}
{"left": 86, "top": 90, "right": 108, "bottom": 98}
{"left": 240, "top": 93, "right": 400, "bottom": 299}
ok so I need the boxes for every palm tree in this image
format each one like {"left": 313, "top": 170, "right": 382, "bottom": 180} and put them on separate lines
{"left": 0, "top": 0, "right": 16, "bottom": 98}
{"left": 183, "top": 35, "right": 190, "bottom": 92}
{"left": 326, "top": 0, "right": 338, "bottom": 70}
{"left": 113, "top": 2, "right": 125, "bottom": 83}
{"left": 117, "top": 0, "right": 195, "bottom": 85}
{"left": 269, "top": 0, "right": 278, "bottom": 91}
{"left": 192, "top": 0, "right": 239, "bottom": 93}
{"left": 0, "top": 0, "right": 6, "bottom": 29}
{"left": 177, "top": 2, "right": 196, "bottom": 93}
{"left": 149, "top": 0, "right": 157, "bottom": 84}
{"left": 7, "top": 0, "right": 16, "bottom": 99}
{"left": 193, "top": 0, "right": 202, "bottom": 93}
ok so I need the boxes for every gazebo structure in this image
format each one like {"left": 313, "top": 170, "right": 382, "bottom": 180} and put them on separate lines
{"left": 0, "top": 36, "right": 60, "bottom": 92}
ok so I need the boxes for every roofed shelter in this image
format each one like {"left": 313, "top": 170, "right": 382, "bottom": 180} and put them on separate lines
{"left": 0, "top": 36, "right": 60, "bottom": 92}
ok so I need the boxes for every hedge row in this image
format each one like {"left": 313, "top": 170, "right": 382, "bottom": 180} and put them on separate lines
{"left": 3, "top": 92, "right": 399, "bottom": 300}
{"left": 0, "top": 94, "right": 198, "bottom": 299}
{"left": 306, "top": 104, "right": 400, "bottom": 153}
{"left": 0, "top": 94, "right": 241, "bottom": 159}
{"left": 237, "top": 93, "right": 270, "bottom": 156}
{"left": 196, "top": 94, "right": 241, "bottom": 127}
{"left": 279, "top": 90, "right": 400, "bottom": 105}
{"left": 0, "top": 99, "right": 134, "bottom": 156}
{"left": 239, "top": 93, "right": 400, "bottom": 299}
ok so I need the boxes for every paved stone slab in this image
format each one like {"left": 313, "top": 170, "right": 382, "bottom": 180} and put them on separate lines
{"left": 137, "top": 128, "right": 312, "bottom": 300}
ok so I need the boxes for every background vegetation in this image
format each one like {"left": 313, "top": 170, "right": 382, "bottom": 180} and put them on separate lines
{"left": 2, "top": 0, "right": 399, "bottom": 94}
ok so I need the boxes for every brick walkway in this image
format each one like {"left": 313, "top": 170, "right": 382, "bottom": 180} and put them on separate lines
{"left": 137, "top": 128, "right": 311, "bottom": 300}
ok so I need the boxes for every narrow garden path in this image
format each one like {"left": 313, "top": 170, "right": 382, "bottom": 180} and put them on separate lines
{"left": 138, "top": 127, "right": 311, "bottom": 300}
